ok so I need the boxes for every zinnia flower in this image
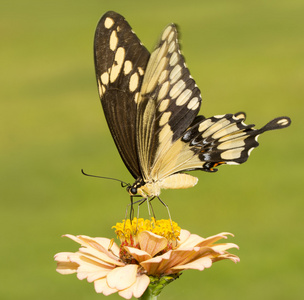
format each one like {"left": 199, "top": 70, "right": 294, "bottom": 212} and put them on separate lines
{"left": 55, "top": 218, "right": 239, "bottom": 299}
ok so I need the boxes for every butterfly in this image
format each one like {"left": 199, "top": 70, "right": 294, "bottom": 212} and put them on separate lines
{"left": 93, "top": 11, "right": 291, "bottom": 204}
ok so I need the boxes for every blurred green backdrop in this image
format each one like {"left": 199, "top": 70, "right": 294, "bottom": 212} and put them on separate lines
{"left": 1, "top": 0, "right": 303, "bottom": 299}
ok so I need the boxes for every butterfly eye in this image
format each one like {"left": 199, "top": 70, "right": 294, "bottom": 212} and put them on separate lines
{"left": 130, "top": 187, "right": 137, "bottom": 195}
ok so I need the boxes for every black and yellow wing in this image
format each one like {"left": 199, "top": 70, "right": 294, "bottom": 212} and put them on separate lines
{"left": 94, "top": 11, "right": 291, "bottom": 196}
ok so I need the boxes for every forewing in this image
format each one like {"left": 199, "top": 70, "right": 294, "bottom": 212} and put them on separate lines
{"left": 94, "top": 11, "right": 150, "bottom": 179}
{"left": 136, "top": 24, "right": 202, "bottom": 180}
{"left": 158, "top": 113, "right": 291, "bottom": 177}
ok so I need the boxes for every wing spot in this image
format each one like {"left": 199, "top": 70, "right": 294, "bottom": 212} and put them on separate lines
{"left": 217, "top": 138, "right": 246, "bottom": 150}
{"left": 162, "top": 26, "right": 172, "bottom": 40}
{"left": 248, "top": 147, "right": 255, "bottom": 156}
{"left": 168, "top": 31, "right": 175, "bottom": 42}
{"left": 176, "top": 89, "right": 192, "bottom": 106}
{"left": 170, "top": 80, "right": 186, "bottom": 99}
{"left": 203, "top": 119, "right": 231, "bottom": 138}
{"left": 187, "top": 97, "right": 199, "bottom": 110}
{"left": 110, "top": 47, "right": 125, "bottom": 83}
{"left": 198, "top": 119, "right": 214, "bottom": 132}
{"left": 219, "top": 131, "right": 246, "bottom": 142}
{"left": 137, "top": 67, "right": 144, "bottom": 76}
{"left": 214, "top": 114, "right": 225, "bottom": 119}
{"left": 100, "top": 72, "right": 109, "bottom": 85}
{"left": 97, "top": 80, "right": 106, "bottom": 96}
{"left": 159, "top": 111, "right": 172, "bottom": 126}
{"left": 212, "top": 124, "right": 241, "bottom": 139}
{"left": 129, "top": 72, "right": 139, "bottom": 92}
{"left": 170, "top": 64, "right": 182, "bottom": 84}
{"left": 233, "top": 113, "right": 246, "bottom": 120}
{"left": 124, "top": 60, "right": 133, "bottom": 75}
{"left": 134, "top": 92, "right": 140, "bottom": 104}
{"left": 159, "top": 70, "right": 169, "bottom": 84}
{"left": 158, "top": 99, "right": 170, "bottom": 112}
{"left": 104, "top": 17, "right": 114, "bottom": 29}
{"left": 221, "top": 148, "right": 244, "bottom": 160}
{"left": 277, "top": 118, "right": 289, "bottom": 126}
{"left": 169, "top": 52, "right": 179, "bottom": 66}
{"left": 168, "top": 41, "right": 176, "bottom": 53}
{"left": 109, "top": 30, "right": 118, "bottom": 51}
{"left": 158, "top": 81, "right": 170, "bottom": 100}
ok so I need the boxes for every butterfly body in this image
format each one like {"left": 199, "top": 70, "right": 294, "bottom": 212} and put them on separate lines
{"left": 94, "top": 11, "right": 291, "bottom": 200}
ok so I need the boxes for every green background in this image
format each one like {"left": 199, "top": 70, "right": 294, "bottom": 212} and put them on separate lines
{"left": 1, "top": 0, "right": 303, "bottom": 299}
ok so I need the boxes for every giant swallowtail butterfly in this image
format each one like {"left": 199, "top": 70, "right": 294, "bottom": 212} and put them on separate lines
{"left": 94, "top": 11, "right": 291, "bottom": 203}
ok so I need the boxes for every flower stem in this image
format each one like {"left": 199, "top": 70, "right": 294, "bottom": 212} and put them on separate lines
{"left": 139, "top": 274, "right": 181, "bottom": 300}
{"left": 139, "top": 288, "right": 158, "bottom": 300}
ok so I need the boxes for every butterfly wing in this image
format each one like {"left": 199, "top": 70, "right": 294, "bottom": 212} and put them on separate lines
{"left": 94, "top": 11, "right": 150, "bottom": 179}
{"left": 134, "top": 23, "right": 291, "bottom": 182}
{"left": 136, "top": 24, "right": 202, "bottom": 181}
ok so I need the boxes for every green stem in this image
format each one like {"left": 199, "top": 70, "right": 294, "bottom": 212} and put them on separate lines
{"left": 138, "top": 273, "right": 181, "bottom": 300}
{"left": 139, "top": 288, "right": 158, "bottom": 300}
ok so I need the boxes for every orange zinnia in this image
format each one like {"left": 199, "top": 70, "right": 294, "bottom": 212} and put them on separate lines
{"left": 55, "top": 218, "right": 239, "bottom": 299}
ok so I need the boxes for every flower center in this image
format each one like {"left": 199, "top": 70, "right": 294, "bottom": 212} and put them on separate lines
{"left": 113, "top": 218, "right": 181, "bottom": 261}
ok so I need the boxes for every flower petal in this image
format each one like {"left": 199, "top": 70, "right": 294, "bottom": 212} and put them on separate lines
{"left": 107, "top": 264, "right": 138, "bottom": 290}
{"left": 171, "top": 256, "right": 212, "bottom": 271}
{"left": 64, "top": 235, "right": 119, "bottom": 261}
{"left": 118, "top": 275, "right": 150, "bottom": 299}
{"left": 177, "top": 233, "right": 204, "bottom": 249}
{"left": 211, "top": 243, "right": 239, "bottom": 252}
{"left": 212, "top": 253, "right": 240, "bottom": 263}
{"left": 195, "top": 232, "right": 234, "bottom": 247}
{"left": 78, "top": 246, "right": 124, "bottom": 266}
{"left": 132, "top": 275, "right": 150, "bottom": 298}
{"left": 138, "top": 231, "right": 168, "bottom": 257}
{"left": 124, "top": 246, "right": 152, "bottom": 262}
{"left": 94, "top": 277, "right": 118, "bottom": 295}
{"left": 54, "top": 252, "right": 78, "bottom": 274}
{"left": 140, "top": 251, "right": 173, "bottom": 274}
{"left": 178, "top": 229, "right": 191, "bottom": 244}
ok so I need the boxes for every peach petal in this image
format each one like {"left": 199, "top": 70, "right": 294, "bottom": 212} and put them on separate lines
{"left": 107, "top": 264, "right": 138, "bottom": 290}
{"left": 55, "top": 252, "right": 79, "bottom": 274}
{"left": 124, "top": 246, "right": 152, "bottom": 262}
{"left": 141, "top": 251, "right": 172, "bottom": 274}
{"left": 64, "top": 235, "right": 119, "bottom": 261}
{"left": 94, "top": 237, "right": 121, "bottom": 257}
{"left": 69, "top": 252, "right": 115, "bottom": 270}
{"left": 171, "top": 256, "right": 212, "bottom": 271}
{"left": 177, "top": 233, "right": 204, "bottom": 249}
{"left": 55, "top": 252, "right": 80, "bottom": 274}
{"left": 178, "top": 229, "right": 191, "bottom": 244}
{"left": 83, "top": 269, "right": 112, "bottom": 282}
{"left": 76, "top": 264, "right": 110, "bottom": 281}
{"left": 138, "top": 231, "right": 168, "bottom": 257}
{"left": 118, "top": 274, "right": 150, "bottom": 299}
{"left": 94, "top": 278, "right": 118, "bottom": 295}
{"left": 78, "top": 246, "right": 124, "bottom": 266}
{"left": 211, "top": 243, "right": 239, "bottom": 252}
{"left": 212, "top": 253, "right": 240, "bottom": 263}
{"left": 132, "top": 275, "right": 150, "bottom": 298}
{"left": 195, "top": 232, "right": 233, "bottom": 247}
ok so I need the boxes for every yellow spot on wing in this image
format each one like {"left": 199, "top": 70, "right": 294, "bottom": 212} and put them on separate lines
{"left": 104, "top": 17, "right": 114, "bottom": 29}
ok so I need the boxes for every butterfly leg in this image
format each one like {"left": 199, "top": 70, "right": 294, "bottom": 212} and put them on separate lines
{"left": 125, "top": 195, "right": 147, "bottom": 221}
{"left": 145, "top": 197, "right": 156, "bottom": 220}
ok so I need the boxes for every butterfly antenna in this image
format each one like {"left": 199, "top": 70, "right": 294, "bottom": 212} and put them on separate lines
{"left": 81, "top": 169, "right": 130, "bottom": 188}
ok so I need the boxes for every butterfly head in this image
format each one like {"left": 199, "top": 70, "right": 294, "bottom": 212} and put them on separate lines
{"left": 127, "top": 178, "right": 145, "bottom": 196}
